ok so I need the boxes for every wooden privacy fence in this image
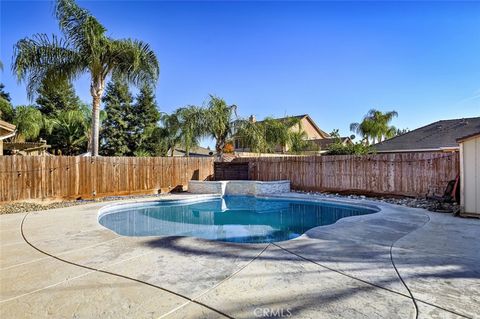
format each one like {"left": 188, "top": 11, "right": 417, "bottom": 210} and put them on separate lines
{"left": 234, "top": 152, "right": 459, "bottom": 197}
{"left": 0, "top": 156, "right": 214, "bottom": 202}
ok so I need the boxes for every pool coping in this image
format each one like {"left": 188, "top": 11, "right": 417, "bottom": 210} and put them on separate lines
{"left": 96, "top": 192, "right": 383, "bottom": 243}
{"left": 2, "top": 192, "right": 479, "bottom": 318}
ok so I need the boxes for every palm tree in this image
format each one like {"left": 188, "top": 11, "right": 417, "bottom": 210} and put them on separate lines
{"left": 175, "top": 106, "right": 207, "bottom": 156}
{"left": 289, "top": 130, "right": 312, "bottom": 154}
{"left": 235, "top": 116, "right": 303, "bottom": 153}
{"left": 350, "top": 109, "right": 398, "bottom": 144}
{"left": 48, "top": 104, "right": 106, "bottom": 155}
{"left": 12, "top": 105, "right": 44, "bottom": 142}
{"left": 234, "top": 118, "right": 267, "bottom": 153}
{"left": 204, "top": 95, "right": 237, "bottom": 158}
{"left": 263, "top": 117, "right": 301, "bottom": 152}
{"left": 48, "top": 109, "right": 89, "bottom": 155}
{"left": 160, "top": 113, "right": 182, "bottom": 157}
{"left": 12, "top": 0, "right": 159, "bottom": 156}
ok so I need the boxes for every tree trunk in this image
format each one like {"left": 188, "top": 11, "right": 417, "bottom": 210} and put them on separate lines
{"left": 215, "top": 139, "right": 224, "bottom": 161}
{"left": 89, "top": 78, "right": 105, "bottom": 156}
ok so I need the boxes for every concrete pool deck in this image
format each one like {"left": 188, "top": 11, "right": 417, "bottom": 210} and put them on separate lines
{"left": 1, "top": 193, "right": 479, "bottom": 319}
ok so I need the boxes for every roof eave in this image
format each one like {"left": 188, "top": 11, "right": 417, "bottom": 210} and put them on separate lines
{"left": 376, "top": 146, "right": 459, "bottom": 153}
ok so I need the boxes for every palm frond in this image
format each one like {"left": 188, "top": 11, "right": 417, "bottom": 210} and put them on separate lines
{"left": 12, "top": 33, "right": 84, "bottom": 99}
{"left": 12, "top": 105, "right": 44, "bottom": 141}
{"left": 54, "top": 0, "right": 106, "bottom": 51}
{"left": 109, "top": 39, "right": 159, "bottom": 86}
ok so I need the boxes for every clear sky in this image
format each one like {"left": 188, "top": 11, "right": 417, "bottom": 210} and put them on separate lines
{"left": 1, "top": 0, "right": 479, "bottom": 145}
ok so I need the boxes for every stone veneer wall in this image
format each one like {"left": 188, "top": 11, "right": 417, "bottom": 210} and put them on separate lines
{"left": 188, "top": 180, "right": 290, "bottom": 196}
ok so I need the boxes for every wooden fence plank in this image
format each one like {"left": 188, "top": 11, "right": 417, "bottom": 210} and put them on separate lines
{"left": 233, "top": 152, "right": 459, "bottom": 197}
{"left": 0, "top": 156, "right": 214, "bottom": 202}
{"left": 0, "top": 152, "right": 459, "bottom": 201}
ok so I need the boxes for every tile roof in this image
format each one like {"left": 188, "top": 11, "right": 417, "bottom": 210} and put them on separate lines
{"left": 374, "top": 117, "right": 480, "bottom": 152}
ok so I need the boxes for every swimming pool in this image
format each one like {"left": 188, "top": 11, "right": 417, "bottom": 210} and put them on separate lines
{"left": 99, "top": 196, "right": 378, "bottom": 243}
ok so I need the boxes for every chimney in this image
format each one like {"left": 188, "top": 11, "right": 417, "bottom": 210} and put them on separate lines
{"left": 249, "top": 115, "right": 256, "bottom": 123}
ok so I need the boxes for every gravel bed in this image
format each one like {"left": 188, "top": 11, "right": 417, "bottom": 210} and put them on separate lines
{"left": 294, "top": 190, "right": 460, "bottom": 213}
{"left": 0, "top": 194, "right": 169, "bottom": 215}
{"left": 1, "top": 191, "right": 460, "bottom": 215}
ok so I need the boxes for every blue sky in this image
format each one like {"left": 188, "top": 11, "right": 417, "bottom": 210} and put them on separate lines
{"left": 1, "top": 0, "right": 479, "bottom": 146}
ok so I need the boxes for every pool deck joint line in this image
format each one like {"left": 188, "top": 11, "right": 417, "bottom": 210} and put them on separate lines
{"left": 17, "top": 212, "right": 235, "bottom": 319}
{"left": 1, "top": 193, "right": 479, "bottom": 318}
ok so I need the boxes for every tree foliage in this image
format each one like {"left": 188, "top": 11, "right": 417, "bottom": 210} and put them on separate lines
{"left": 47, "top": 107, "right": 91, "bottom": 155}
{"left": 12, "top": 0, "right": 159, "bottom": 156}
{"left": 100, "top": 80, "right": 162, "bottom": 156}
{"left": 36, "top": 79, "right": 82, "bottom": 116}
{"left": 0, "top": 82, "right": 14, "bottom": 122}
{"left": 327, "top": 129, "right": 373, "bottom": 155}
{"left": 326, "top": 141, "right": 373, "bottom": 155}
{"left": 159, "top": 112, "right": 182, "bottom": 157}
{"left": 11, "top": 105, "right": 44, "bottom": 141}
{"left": 350, "top": 109, "right": 398, "bottom": 144}
{"left": 203, "top": 95, "right": 237, "bottom": 158}
{"left": 131, "top": 85, "right": 161, "bottom": 155}
{"left": 234, "top": 116, "right": 312, "bottom": 153}
{"left": 100, "top": 79, "right": 135, "bottom": 156}
{"left": 0, "top": 83, "right": 11, "bottom": 102}
{"left": 174, "top": 106, "right": 207, "bottom": 156}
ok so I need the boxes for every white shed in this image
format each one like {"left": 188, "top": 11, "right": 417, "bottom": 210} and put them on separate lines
{"left": 458, "top": 132, "right": 480, "bottom": 216}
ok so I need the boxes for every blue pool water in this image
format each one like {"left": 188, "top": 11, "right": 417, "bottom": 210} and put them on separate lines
{"left": 99, "top": 196, "right": 377, "bottom": 243}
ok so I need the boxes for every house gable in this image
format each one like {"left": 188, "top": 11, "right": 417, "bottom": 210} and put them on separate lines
{"left": 297, "top": 115, "right": 330, "bottom": 139}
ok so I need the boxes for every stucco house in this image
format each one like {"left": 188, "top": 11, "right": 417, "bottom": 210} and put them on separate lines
{"left": 233, "top": 114, "right": 347, "bottom": 153}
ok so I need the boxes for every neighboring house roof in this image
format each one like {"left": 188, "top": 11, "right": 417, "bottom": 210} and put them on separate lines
{"left": 311, "top": 137, "right": 352, "bottom": 150}
{"left": 243, "top": 114, "right": 330, "bottom": 139}
{"left": 374, "top": 117, "right": 480, "bottom": 153}
{"left": 170, "top": 146, "right": 214, "bottom": 157}
{"left": 456, "top": 131, "right": 480, "bottom": 143}
{"left": 3, "top": 141, "right": 50, "bottom": 156}
{"left": 0, "top": 120, "right": 16, "bottom": 137}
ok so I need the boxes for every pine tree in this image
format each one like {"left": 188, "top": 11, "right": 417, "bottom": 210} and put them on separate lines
{"left": 0, "top": 84, "right": 14, "bottom": 122}
{"left": 131, "top": 85, "right": 161, "bottom": 155}
{"left": 34, "top": 79, "right": 85, "bottom": 153}
{"left": 36, "top": 80, "right": 82, "bottom": 116}
{"left": 101, "top": 80, "right": 135, "bottom": 156}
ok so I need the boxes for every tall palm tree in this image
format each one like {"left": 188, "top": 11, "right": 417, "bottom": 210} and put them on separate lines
{"left": 175, "top": 106, "right": 207, "bottom": 156}
{"left": 204, "top": 95, "right": 237, "bottom": 158}
{"left": 350, "top": 109, "right": 398, "bottom": 144}
{"left": 12, "top": 0, "right": 159, "bottom": 156}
